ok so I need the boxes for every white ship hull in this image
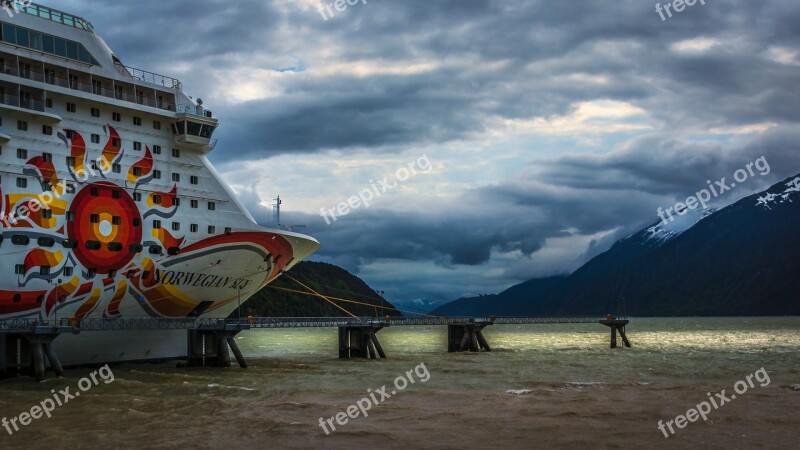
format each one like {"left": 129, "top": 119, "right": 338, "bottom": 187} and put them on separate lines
{"left": 0, "top": 3, "right": 320, "bottom": 366}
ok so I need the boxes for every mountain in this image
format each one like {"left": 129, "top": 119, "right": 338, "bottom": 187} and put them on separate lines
{"left": 433, "top": 174, "right": 800, "bottom": 317}
{"left": 235, "top": 261, "right": 402, "bottom": 318}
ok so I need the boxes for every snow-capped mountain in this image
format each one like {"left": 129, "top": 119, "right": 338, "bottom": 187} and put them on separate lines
{"left": 434, "top": 173, "right": 800, "bottom": 317}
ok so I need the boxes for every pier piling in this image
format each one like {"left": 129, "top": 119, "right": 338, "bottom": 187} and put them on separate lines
{"left": 448, "top": 322, "right": 492, "bottom": 352}
{"left": 338, "top": 325, "right": 386, "bottom": 359}
{"left": 187, "top": 327, "right": 248, "bottom": 368}
{"left": 599, "top": 319, "right": 631, "bottom": 348}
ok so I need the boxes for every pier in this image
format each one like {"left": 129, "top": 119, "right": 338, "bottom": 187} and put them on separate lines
{"left": 1, "top": 316, "right": 630, "bottom": 381}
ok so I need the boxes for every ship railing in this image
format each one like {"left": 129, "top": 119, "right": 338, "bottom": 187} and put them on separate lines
{"left": 0, "top": 63, "right": 177, "bottom": 112}
{"left": 114, "top": 63, "right": 182, "bottom": 90}
{"left": 0, "top": 92, "right": 46, "bottom": 112}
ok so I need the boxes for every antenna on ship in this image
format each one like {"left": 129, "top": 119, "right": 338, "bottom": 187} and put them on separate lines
{"left": 272, "top": 196, "right": 282, "bottom": 228}
{"left": 271, "top": 196, "right": 306, "bottom": 231}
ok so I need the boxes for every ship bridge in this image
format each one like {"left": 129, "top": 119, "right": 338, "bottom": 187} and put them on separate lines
{"left": 172, "top": 99, "right": 218, "bottom": 153}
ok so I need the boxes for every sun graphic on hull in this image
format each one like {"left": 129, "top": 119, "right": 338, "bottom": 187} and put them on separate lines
{"left": 0, "top": 126, "right": 295, "bottom": 321}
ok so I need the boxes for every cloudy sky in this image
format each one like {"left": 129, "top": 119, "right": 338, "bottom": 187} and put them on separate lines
{"left": 60, "top": 0, "right": 800, "bottom": 307}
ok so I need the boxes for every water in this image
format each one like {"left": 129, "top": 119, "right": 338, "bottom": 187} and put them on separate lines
{"left": 2, "top": 318, "right": 799, "bottom": 449}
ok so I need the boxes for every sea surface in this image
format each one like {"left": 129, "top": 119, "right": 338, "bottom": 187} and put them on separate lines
{"left": 2, "top": 317, "right": 799, "bottom": 449}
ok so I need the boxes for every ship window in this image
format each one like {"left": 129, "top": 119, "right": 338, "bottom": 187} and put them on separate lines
{"left": 172, "top": 148, "right": 180, "bottom": 158}
{"left": 38, "top": 237, "right": 55, "bottom": 247}
{"left": 91, "top": 107, "right": 100, "bottom": 117}
{"left": 66, "top": 211, "right": 75, "bottom": 221}
{"left": 12, "top": 235, "right": 30, "bottom": 245}
{"left": 40, "top": 266, "right": 51, "bottom": 276}
{"left": 112, "top": 138, "right": 121, "bottom": 147}
{"left": 175, "top": 121, "right": 185, "bottom": 135}
{"left": 78, "top": 46, "right": 93, "bottom": 64}
{"left": 90, "top": 187, "right": 99, "bottom": 196}
{"left": 207, "top": 202, "right": 216, "bottom": 211}
{"left": 108, "top": 269, "right": 117, "bottom": 278}
{"left": 42, "top": 35, "right": 54, "bottom": 53}
{"left": 130, "top": 244, "right": 143, "bottom": 253}
{"left": 87, "top": 268, "right": 96, "bottom": 278}
{"left": 208, "top": 226, "right": 216, "bottom": 234}
{"left": 172, "top": 173, "right": 180, "bottom": 182}
{"left": 16, "top": 178, "right": 27, "bottom": 188}
{"left": 29, "top": 31, "right": 42, "bottom": 50}
{"left": 46, "top": 98, "right": 53, "bottom": 108}
{"left": 16, "top": 27, "right": 29, "bottom": 47}
{"left": 187, "top": 121, "right": 202, "bottom": 136}
{"left": 153, "top": 121, "right": 162, "bottom": 130}
{"left": 91, "top": 134, "right": 100, "bottom": 144}
{"left": 66, "top": 156, "right": 76, "bottom": 166}
{"left": 54, "top": 37, "right": 66, "bottom": 57}
{"left": 174, "top": 198, "right": 180, "bottom": 207}
{"left": 42, "top": 125, "right": 53, "bottom": 135}
{"left": 86, "top": 241, "right": 101, "bottom": 250}
{"left": 190, "top": 224, "right": 198, "bottom": 233}
{"left": 172, "top": 222, "right": 180, "bottom": 231}
{"left": 133, "top": 117, "right": 142, "bottom": 126}
{"left": 107, "top": 242, "right": 122, "bottom": 252}
{"left": 190, "top": 200, "right": 198, "bottom": 208}
{"left": 133, "top": 218, "right": 141, "bottom": 227}
{"left": 133, "top": 167, "right": 142, "bottom": 176}
{"left": 112, "top": 189, "right": 121, "bottom": 199}
{"left": 90, "top": 214, "right": 99, "bottom": 223}
{"left": 112, "top": 164, "right": 121, "bottom": 174}
{"left": 153, "top": 170, "right": 162, "bottom": 179}
{"left": 200, "top": 125, "right": 216, "bottom": 139}
{"left": 3, "top": 23, "right": 16, "bottom": 44}
{"left": 152, "top": 195, "right": 161, "bottom": 204}
{"left": 42, "top": 209, "right": 53, "bottom": 219}
{"left": 17, "top": 121, "right": 28, "bottom": 131}
{"left": 12, "top": 294, "right": 21, "bottom": 303}
{"left": 133, "top": 193, "right": 142, "bottom": 201}
{"left": 153, "top": 145, "right": 162, "bottom": 154}
{"left": 66, "top": 102, "right": 76, "bottom": 113}
{"left": 15, "top": 265, "right": 25, "bottom": 275}
{"left": 62, "top": 239, "right": 77, "bottom": 248}
{"left": 153, "top": 220, "right": 162, "bottom": 229}
{"left": 190, "top": 176, "right": 199, "bottom": 185}
{"left": 42, "top": 152, "right": 52, "bottom": 162}
{"left": 66, "top": 130, "right": 76, "bottom": 139}
{"left": 112, "top": 112, "right": 121, "bottom": 122}
{"left": 112, "top": 216, "right": 121, "bottom": 225}
{"left": 133, "top": 141, "right": 142, "bottom": 151}
{"left": 66, "top": 41, "right": 79, "bottom": 60}
{"left": 149, "top": 246, "right": 162, "bottom": 255}
{"left": 167, "top": 247, "right": 180, "bottom": 256}
{"left": 64, "top": 267, "right": 73, "bottom": 276}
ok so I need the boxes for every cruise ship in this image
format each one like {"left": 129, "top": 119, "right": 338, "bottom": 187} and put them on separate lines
{"left": 0, "top": 2, "right": 320, "bottom": 364}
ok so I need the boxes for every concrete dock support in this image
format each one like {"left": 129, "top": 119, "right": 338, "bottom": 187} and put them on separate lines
{"left": 600, "top": 319, "right": 631, "bottom": 348}
{"left": 338, "top": 325, "right": 386, "bottom": 359}
{"left": 447, "top": 322, "right": 492, "bottom": 352}
{"left": 0, "top": 333, "right": 65, "bottom": 382}
{"left": 187, "top": 329, "right": 247, "bottom": 368}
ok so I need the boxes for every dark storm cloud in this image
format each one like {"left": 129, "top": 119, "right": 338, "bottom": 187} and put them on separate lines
{"left": 66, "top": 0, "right": 800, "bottom": 159}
